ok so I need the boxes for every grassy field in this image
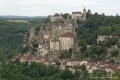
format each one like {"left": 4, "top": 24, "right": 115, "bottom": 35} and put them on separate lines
{"left": 6, "top": 19, "right": 28, "bottom": 23}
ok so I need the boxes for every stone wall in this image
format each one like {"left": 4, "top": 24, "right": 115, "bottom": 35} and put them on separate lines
{"left": 49, "top": 15, "right": 63, "bottom": 22}
{"left": 50, "top": 39, "right": 60, "bottom": 51}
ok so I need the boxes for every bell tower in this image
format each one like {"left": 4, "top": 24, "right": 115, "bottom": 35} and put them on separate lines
{"left": 83, "top": 7, "right": 86, "bottom": 20}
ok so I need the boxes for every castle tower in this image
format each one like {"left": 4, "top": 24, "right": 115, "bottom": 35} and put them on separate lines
{"left": 83, "top": 7, "right": 86, "bottom": 20}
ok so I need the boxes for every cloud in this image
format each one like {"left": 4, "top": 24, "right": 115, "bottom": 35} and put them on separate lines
{"left": 0, "top": 0, "right": 119, "bottom": 16}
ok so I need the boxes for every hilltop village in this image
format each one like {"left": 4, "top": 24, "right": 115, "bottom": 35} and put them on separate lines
{"left": 19, "top": 8, "right": 120, "bottom": 74}
{"left": 28, "top": 7, "right": 87, "bottom": 57}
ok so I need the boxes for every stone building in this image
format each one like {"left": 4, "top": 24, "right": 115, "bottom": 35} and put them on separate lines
{"left": 43, "top": 33, "right": 49, "bottom": 40}
{"left": 49, "top": 32, "right": 74, "bottom": 51}
{"left": 71, "top": 7, "right": 86, "bottom": 20}
{"left": 59, "top": 32, "right": 74, "bottom": 50}
{"left": 97, "top": 35, "right": 118, "bottom": 43}
{"left": 49, "top": 7, "right": 86, "bottom": 22}
{"left": 37, "top": 45, "right": 48, "bottom": 57}
{"left": 50, "top": 39, "right": 60, "bottom": 51}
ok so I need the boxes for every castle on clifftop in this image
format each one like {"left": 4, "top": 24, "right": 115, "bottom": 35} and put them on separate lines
{"left": 49, "top": 7, "right": 86, "bottom": 22}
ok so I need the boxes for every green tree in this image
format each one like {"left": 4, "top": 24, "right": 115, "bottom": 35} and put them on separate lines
{"left": 98, "top": 26, "right": 112, "bottom": 35}
{"left": 117, "top": 42, "right": 120, "bottom": 48}
{"left": 60, "top": 69, "right": 74, "bottom": 80}
{"left": 54, "top": 13, "right": 59, "bottom": 16}
{"left": 62, "top": 13, "right": 70, "bottom": 19}
{"left": 110, "top": 49, "right": 119, "bottom": 57}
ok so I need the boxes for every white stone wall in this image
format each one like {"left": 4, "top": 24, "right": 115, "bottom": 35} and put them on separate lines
{"left": 71, "top": 13, "right": 83, "bottom": 20}
{"left": 97, "top": 35, "right": 108, "bottom": 43}
{"left": 44, "top": 34, "right": 49, "bottom": 39}
{"left": 49, "top": 15, "right": 63, "bottom": 22}
{"left": 41, "top": 48, "right": 48, "bottom": 56}
{"left": 79, "top": 61, "right": 88, "bottom": 65}
{"left": 97, "top": 35, "right": 116, "bottom": 43}
{"left": 38, "top": 47, "right": 48, "bottom": 57}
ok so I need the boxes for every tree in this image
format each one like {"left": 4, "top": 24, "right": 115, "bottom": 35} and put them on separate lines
{"left": 60, "top": 69, "right": 74, "bottom": 80}
{"left": 80, "top": 45, "right": 87, "bottom": 53}
{"left": 98, "top": 40, "right": 111, "bottom": 47}
{"left": 112, "top": 24, "right": 120, "bottom": 36}
{"left": 113, "top": 69, "right": 120, "bottom": 79}
{"left": 54, "top": 13, "right": 59, "bottom": 16}
{"left": 68, "top": 48, "right": 73, "bottom": 55}
{"left": 86, "top": 9, "right": 92, "bottom": 18}
{"left": 98, "top": 26, "right": 112, "bottom": 35}
{"left": 62, "top": 13, "right": 70, "bottom": 19}
{"left": 81, "top": 64, "right": 86, "bottom": 71}
{"left": 84, "top": 46, "right": 106, "bottom": 60}
{"left": 92, "top": 69, "right": 108, "bottom": 79}
{"left": 74, "top": 70, "right": 81, "bottom": 77}
{"left": 56, "top": 61, "right": 61, "bottom": 66}
{"left": 21, "top": 46, "right": 30, "bottom": 53}
{"left": 59, "top": 49, "right": 72, "bottom": 59}
{"left": 117, "top": 42, "right": 120, "bottom": 48}
{"left": 110, "top": 49, "right": 119, "bottom": 57}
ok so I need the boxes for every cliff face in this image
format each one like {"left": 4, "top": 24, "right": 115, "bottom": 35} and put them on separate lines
{"left": 31, "top": 19, "right": 79, "bottom": 57}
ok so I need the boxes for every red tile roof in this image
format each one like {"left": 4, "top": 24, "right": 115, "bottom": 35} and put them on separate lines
{"left": 20, "top": 53, "right": 32, "bottom": 61}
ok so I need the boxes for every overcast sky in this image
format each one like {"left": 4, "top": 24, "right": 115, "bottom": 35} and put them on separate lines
{"left": 0, "top": 0, "right": 119, "bottom": 16}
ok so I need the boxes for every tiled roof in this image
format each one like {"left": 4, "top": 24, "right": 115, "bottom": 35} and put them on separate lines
{"left": 72, "top": 12, "right": 82, "bottom": 14}
{"left": 20, "top": 53, "right": 32, "bottom": 61}
{"left": 61, "top": 32, "right": 74, "bottom": 37}
{"left": 51, "top": 38, "right": 59, "bottom": 42}
{"left": 99, "top": 61, "right": 119, "bottom": 70}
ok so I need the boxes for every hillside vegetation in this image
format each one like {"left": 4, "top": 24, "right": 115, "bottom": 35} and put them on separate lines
{"left": 0, "top": 18, "right": 45, "bottom": 61}
{"left": 76, "top": 10, "right": 120, "bottom": 61}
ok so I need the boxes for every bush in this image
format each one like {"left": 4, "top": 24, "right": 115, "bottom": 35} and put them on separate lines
{"left": 110, "top": 49, "right": 119, "bottom": 57}
{"left": 98, "top": 26, "right": 112, "bottom": 35}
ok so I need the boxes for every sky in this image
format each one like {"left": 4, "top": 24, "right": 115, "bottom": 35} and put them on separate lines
{"left": 0, "top": 0, "right": 119, "bottom": 16}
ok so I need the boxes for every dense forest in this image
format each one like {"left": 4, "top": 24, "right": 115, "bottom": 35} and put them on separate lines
{"left": 0, "top": 61, "right": 120, "bottom": 80}
{"left": 0, "top": 61, "right": 74, "bottom": 80}
{"left": 75, "top": 10, "right": 120, "bottom": 61}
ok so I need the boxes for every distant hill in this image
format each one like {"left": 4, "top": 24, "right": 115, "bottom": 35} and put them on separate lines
{"left": 0, "top": 15, "right": 47, "bottom": 19}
